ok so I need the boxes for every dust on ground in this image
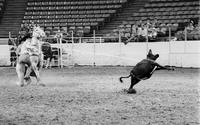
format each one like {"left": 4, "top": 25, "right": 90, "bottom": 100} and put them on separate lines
{"left": 0, "top": 66, "right": 199, "bottom": 125}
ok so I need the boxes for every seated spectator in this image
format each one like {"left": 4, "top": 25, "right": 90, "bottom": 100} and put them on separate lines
{"left": 137, "top": 20, "right": 143, "bottom": 28}
{"left": 131, "top": 24, "right": 137, "bottom": 36}
{"left": 195, "top": 23, "right": 200, "bottom": 31}
{"left": 148, "top": 27, "right": 157, "bottom": 41}
{"left": 145, "top": 18, "right": 152, "bottom": 28}
{"left": 159, "top": 23, "right": 167, "bottom": 36}
{"left": 124, "top": 31, "right": 131, "bottom": 38}
{"left": 110, "top": 18, "right": 168, "bottom": 43}
{"left": 175, "top": 20, "right": 200, "bottom": 41}
{"left": 185, "top": 20, "right": 194, "bottom": 32}
{"left": 141, "top": 25, "right": 148, "bottom": 37}
{"left": 152, "top": 18, "right": 159, "bottom": 28}
{"left": 54, "top": 29, "right": 63, "bottom": 43}
{"left": 137, "top": 25, "right": 147, "bottom": 42}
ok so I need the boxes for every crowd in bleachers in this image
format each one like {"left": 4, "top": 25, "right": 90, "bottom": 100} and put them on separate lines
{"left": 175, "top": 20, "right": 200, "bottom": 41}
{"left": 18, "top": 18, "right": 200, "bottom": 44}
{"left": 105, "top": 18, "right": 177, "bottom": 42}
{"left": 19, "top": 0, "right": 199, "bottom": 43}
{"left": 18, "top": 21, "right": 92, "bottom": 44}
{"left": 105, "top": 18, "right": 200, "bottom": 43}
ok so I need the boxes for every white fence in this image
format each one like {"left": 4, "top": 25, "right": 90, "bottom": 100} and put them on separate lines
{"left": 0, "top": 45, "right": 11, "bottom": 66}
{"left": 52, "top": 40, "right": 200, "bottom": 68}
{"left": 0, "top": 39, "right": 200, "bottom": 67}
{"left": 169, "top": 41, "right": 200, "bottom": 67}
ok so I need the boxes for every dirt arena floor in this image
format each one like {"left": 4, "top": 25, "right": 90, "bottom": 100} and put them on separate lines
{"left": 0, "top": 66, "right": 199, "bottom": 125}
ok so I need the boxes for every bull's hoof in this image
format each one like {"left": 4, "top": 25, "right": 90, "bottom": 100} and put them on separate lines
{"left": 24, "top": 77, "right": 31, "bottom": 86}
{"left": 127, "top": 88, "right": 137, "bottom": 94}
{"left": 30, "top": 71, "right": 36, "bottom": 77}
{"left": 38, "top": 83, "right": 45, "bottom": 87}
{"left": 16, "top": 82, "right": 24, "bottom": 87}
{"left": 24, "top": 76, "right": 30, "bottom": 80}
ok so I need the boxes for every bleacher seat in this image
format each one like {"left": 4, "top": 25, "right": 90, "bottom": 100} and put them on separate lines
{"left": 23, "top": 0, "right": 127, "bottom": 36}
{"left": 0, "top": 0, "right": 6, "bottom": 16}
{"left": 130, "top": 0, "right": 199, "bottom": 25}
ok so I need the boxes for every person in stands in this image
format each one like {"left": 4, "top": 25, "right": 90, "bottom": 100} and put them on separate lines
{"left": 186, "top": 20, "right": 194, "bottom": 32}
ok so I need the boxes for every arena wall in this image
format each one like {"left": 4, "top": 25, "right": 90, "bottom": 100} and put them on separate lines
{"left": 0, "top": 41, "right": 200, "bottom": 68}
{"left": 169, "top": 41, "right": 200, "bottom": 67}
{"left": 61, "top": 41, "right": 200, "bottom": 68}
{"left": 0, "top": 45, "right": 10, "bottom": 66}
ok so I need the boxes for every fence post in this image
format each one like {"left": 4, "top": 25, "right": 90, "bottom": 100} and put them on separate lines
{"left": 184, "top": 28, "right": 187, "bottom": 42}
{"left": 118, "top": 31, "right": 122, "bottom": 66}
{"left": 169, "top": 26, "right": 171, "bottom": 42}
{"left": 60, "top": 36, "right": 63, "bottom": 68}
{"left": 146, "top": 27, "right": 149, "bottom": 54}
{"left": 71, "top": 31, "right": 74, "bottom": 66}
{"left": 93, "top": 30, "right": 96, "bottom": 66}
{"left": 100, "top": 37, "right": 102, "bottom": 43}
{"left": 79, "top": 37, "right": 81, "bottom": 43}
{"left": 168, "top": 29, "right": 171, "bottom": 66}
{"left": 184, "top": 28, "right": 187, "bottom": 53}
{"left": 119, "top": 31, "right": 121, "bottom": 43}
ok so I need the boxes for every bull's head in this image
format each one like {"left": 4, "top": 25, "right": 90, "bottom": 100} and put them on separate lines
{"left": 32, "top": 26, "right": 46, "bottom": 39}
{"left": 147, "top": 49, "right": 159, "bottom": 61}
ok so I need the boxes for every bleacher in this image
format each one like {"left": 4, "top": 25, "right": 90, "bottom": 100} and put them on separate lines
{"left": 0, "top": 0, "right": 6, "bottom": 17}
{"left": 104, "top": 0, "right": 200, "bottom": 42}
{"left": 0, "top": 0, "right": 199, "bottom": 39}
{"left": 22, "top": 0, "right": 128, "bottom": 36}
{"left": 130, "top": 0, "right": 199, "bottom": 24}
{"left": 0, "top": 0, "right": 27, "bottom": 38}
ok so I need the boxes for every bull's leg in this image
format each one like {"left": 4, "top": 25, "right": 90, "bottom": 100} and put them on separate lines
{"left": 30, "top": 56, "right": 45, "bottom": 87}
{"left": 39, "top": 54, "right": 44, "bottom": 69}
{"left": 127, "top": 77, "right": 140, "bottom": 94}
{"left": 16, "top": 54, "right": 31, "bottom": 87}
{"left": 24, "top": 77, "right": 31, "bottom": 85}
{"left": 32, "top": 65, "right": 45, "bottom": 87}
{"left": 23, "top": 66, "right": 31, "bottom": 85}
{"left": 16, "top": 63, "right": 25, "bottom": 87}
{"left": 24, "top": 66, "right": 32, "bottom": 79}
{"left": 154, "top": 63, "right": 174, "bottom": 71}
{"left": 18, "top": 54, "right": 32, "bottom": 79}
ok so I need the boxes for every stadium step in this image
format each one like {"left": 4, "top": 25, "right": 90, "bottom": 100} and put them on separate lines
{"left": 0, "top": 0, "right": 27, "bottom": 38}
{"left": 96, "top": 0, "right": 149, "bottom": 36}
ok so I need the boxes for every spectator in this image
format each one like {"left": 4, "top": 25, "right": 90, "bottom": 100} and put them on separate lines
{"left": 141, "top": 25, "right": 148, "bottom": 37}
{"left": 54, "top": 29, "right": 63, "bottom": 44}
{"left": 137, "top": 25, "right": 142, "bottom": 36}
{"left": 152, "top": 18, "right": 159, "bottom": 28}
{"left": 145, "top": 18, "right": 151, "bottom": 28}
{"left": 159, "top": 23, "right": 167, "bottom": 36}
{"left": 131, "top": 24, "right": 137, "bottom": 37}
{"left": 185, "top": 20, "right": 194, "bottom": 32}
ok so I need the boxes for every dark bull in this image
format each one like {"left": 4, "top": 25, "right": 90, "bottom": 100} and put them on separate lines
{"left": 119, "top": 49, "right": 174, "bottom": 94}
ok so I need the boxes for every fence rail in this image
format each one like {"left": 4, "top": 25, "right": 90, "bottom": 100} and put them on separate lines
{"left": 3, "top": 27, "right": 200, "bottom": 67}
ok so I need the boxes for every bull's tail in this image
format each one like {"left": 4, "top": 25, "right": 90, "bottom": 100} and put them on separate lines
{"left": 119, "top": 74, "right": 131, "bottom": 83}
